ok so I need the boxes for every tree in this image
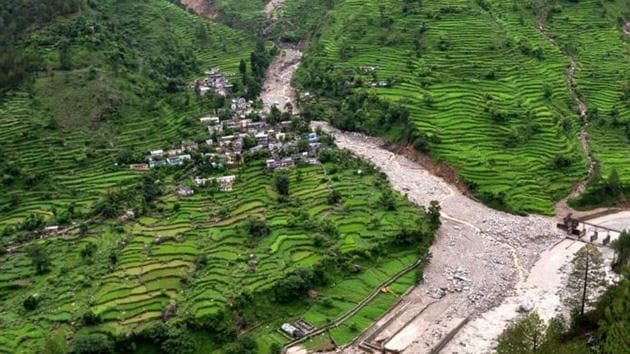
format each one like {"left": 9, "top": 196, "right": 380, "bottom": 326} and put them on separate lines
{"left": 428, "top": 200, "right": 441, "bottom": 229}
{"left": 80, "top": 242, "right": 97, "bottom": 261}
{"left": 270, "top": 343, "right": 282, "bottom": 354}
{"left": 274, "top": 173, "right": 290, "bottom": 196}
{"left": 239, "top": 59, "right": 248, "bottom": 85}
{"left": 195, "top": 23, "right": 210, "bottom": 45}
{"left": 607, "top": 168, "right": 621, "bottom": 195}
{"left": 273, "top": 268, "right": 316, "bottom": 303}
{"left": 565, "top": 244, "right": 608, "bottom": 316}
{"left": 496, "top": 312, "right": 547, "bottom": 354}
{"left": 379, "top": 189, "right": 396, "bottom": 210}
{"left": 23, "top": 294, "right": 39, "bottom": 311}
{"left": 327, "top": 189, "right": 342, "bottom": 205}
{"left": 27, "top": 243, "right": 51, "bottom": 274}
{"left": 72, "top": 333, "right": 114, "bottom": 354}
{"left": 611, "top": 231, "right": 630, "bottom": 269}
{"left": 58, "top": 41, "right": 72, "bottom": 70}
{"left": 244, "top": 218, "right": 269, "bottom": 238}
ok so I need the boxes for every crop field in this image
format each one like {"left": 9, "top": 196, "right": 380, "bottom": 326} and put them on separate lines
{"left": 300, "top": 270, "right": 416, "bottom": 351}
{"left": 0, "top": 157, "right": 431, "bottom": 352}
{"left": 295, "top": 0, "right": 627, "bottom": 214}
{"left": 543, "top": 0, "right": 630, "bottom": 182}
{"left": 0, "top": 0, "right": 254, "bottom": 229}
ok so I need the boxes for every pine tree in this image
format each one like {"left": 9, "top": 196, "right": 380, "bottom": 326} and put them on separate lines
{"left": 496, "top": 312, "right": 547, "bottom": 354}
{"left": 565, "top": 244, "right": 608, "bottom": 316}
{"left": 611, "top": 231, "right": 630, "bottom": 269}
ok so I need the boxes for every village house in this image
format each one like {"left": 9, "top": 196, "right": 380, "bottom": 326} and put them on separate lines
{"left": 43, "top": 225, "right": 60, "bottom": 235}
{"left": 166, "top": 147, "right": 184, "bottom": 156}
{"left": 208, "top": 124, "right": 223, "bottom": 134}
{"left": 119, "top": 210, "right": 136, "bottom": 222}
{"left": 280, "top": 323, "right": 304, "bottom": 339}
{"left": 194, "top": 175, "right": 236, "bottom": 192}
{"left": 224, "top": 152, "right": 242, "bottom": 168}
{"left": 255, "top": 132, "right": 269, "bottom": 146}
{"left": 166, "top": 154, "right": 192, "bottom": 166}
{"left": 266, "top": 157, "right": 295, "bottom": 170}
{"left": 149, "top": 159, "right": 168, "bottom": 168}
{"left": 177, "top": 186, "right": 194, "bottom": 197}
{"left": 129, "top": 164, "right": 150, "bottom": 171}
{"left": 308, "top": 142, "right": 322, "bottom": 158}
{"left": 307, "top": 132, "right": 319, "bottom": 143}
{"left": 219, "top": 135, "right": 240, "bottom": 148}
{"left": 182, "top": 141, "right": 199, "bottom": 152}
{"left": 224, "top": 120, "right": 241, "bottom": 131}
{"left": 200, "top": 116, "right": 220, "bottom": 125}
{"left": 150, "top": 149, "right": 164, "bottom": 158}
{"left": 360, "top": 65, "right": 376, "bottom": 73}
{"left": 230, "top": 97, "right": 249, "bottom": 112}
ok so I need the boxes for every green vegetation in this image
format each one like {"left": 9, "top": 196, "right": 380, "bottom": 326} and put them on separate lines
{"left": 294, "top": 0, "right": 629, "bottom": 214}
{"left": 1, "top": 0, "right": 628, "bottom": 352}
{"left": 0, "top": 151, "right": 437, "bottom": 351}
{"left": 497, "top": 244, "right": 630, "bottom": 353}
{"left": 0, "top": 0, "right": 253, "bottom": 234}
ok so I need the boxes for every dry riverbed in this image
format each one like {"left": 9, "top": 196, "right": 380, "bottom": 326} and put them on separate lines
{"left": 260, "top": 44, "right": 302, "bottom": 113}
{"left": 304, "top": 123, "right": 620, "bottom": 354}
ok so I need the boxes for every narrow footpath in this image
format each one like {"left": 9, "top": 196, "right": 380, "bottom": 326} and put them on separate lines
{"left": 537, "top": 5, "right": 595, "bottom": 216}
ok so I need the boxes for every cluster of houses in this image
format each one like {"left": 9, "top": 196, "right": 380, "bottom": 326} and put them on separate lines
{"left": 130, "top": 69, "right": 326, "bottom": 197}
{"left": 198, "top": 100, "right": 323, "bottom": 173}
{"left": 147, "top": 145, "right": 196, "bottom": 169}
{"left": 194, "top": 68, "right": 234, "bottom": 96}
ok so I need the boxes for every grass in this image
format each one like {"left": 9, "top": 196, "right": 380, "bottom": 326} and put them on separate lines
{"left": 0, "top": 157, "right": 432, "bottom": 352}
{"left": 294, "top": 0, "right": 624, "bottom": 214}
{"left": 0, "top": 0, "right": 254, "bottom": 230}
{"left": 543, "top": 0, "right": 630, "bottom": 183}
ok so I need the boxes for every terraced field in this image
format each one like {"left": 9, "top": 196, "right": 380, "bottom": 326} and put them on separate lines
{"left": 295, "top": 0, "right": 597, "bottom": 214}
{"left": 0, "top": 156, "right": 433, "bottom": 352}
{"left": 0, "top": 0, "right": 254, "bottom": 230}
{"left": 543, "top": 0, "right": 630, "bottom": 182}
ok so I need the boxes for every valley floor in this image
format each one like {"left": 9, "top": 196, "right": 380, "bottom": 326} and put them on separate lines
{"left": 306, "top": 123, "right": 564, "bottom": 353}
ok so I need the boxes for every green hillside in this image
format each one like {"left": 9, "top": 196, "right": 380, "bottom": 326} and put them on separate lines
{"left": 0, "top": 0, "right": 254, "bottom": 230}
{"left": 295, "top": 0, "right": 629, "bottom": 214}
{"left": 0, "top": 1, "right": 438, "bottom": 353}
{"left": 0, "top": 155, "right": 436, "bottom": 353}
{"left": 544, "top": 0, "right": 629, "bottom": 181}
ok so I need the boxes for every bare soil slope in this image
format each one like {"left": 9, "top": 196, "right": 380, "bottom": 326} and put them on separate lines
{"left": 180, "top": 0, "right": 218, "bottom": 19}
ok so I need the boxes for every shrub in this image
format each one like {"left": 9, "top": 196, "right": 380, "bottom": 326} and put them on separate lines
{"left": 273, "top": 268, "right": 317, "bottom": 303}
{"left": 552, "top": 154, "right": 571, "bottom": 169}
{"left": 82, "top": 310, "right": 101, "bottom": 326}
{"left": 27, "top": 243, "right": 51, "bottom": 274}
{"left": 80, "top": 242, "right": 97, "bottom": 260}
{"left": 245, "top": 218, "right": 269, "bottom": 238}
{"left": 379, "top": 190, "right": 397, "bottom": 210}
{"left": 72, "top": 333, "right": 113, "bottom": 354}
{"left": 274, "top": 173, "right": 290, "bottom": 196}
{"left": 23, "top": 294, "right": 39, "bottom": 311}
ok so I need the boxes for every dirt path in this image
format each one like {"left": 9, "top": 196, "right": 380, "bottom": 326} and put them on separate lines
{"left": 309, "top": 122, "right": 563, "bottom": 353}
{"left": 537, "top": 5, "right": 595, "bottom": 216}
